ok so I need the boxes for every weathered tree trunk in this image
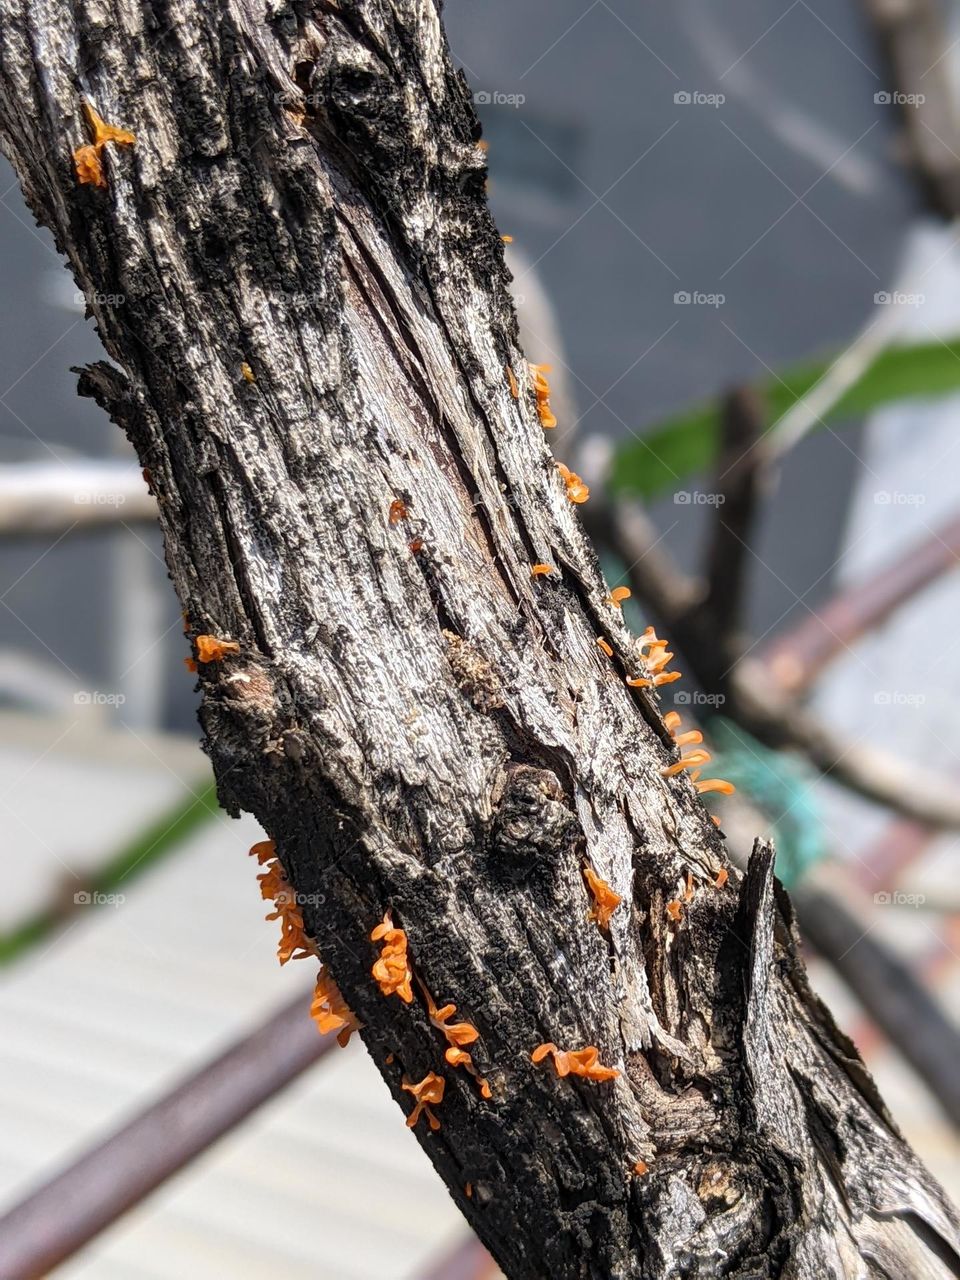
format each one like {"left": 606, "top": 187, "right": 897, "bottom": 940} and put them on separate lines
{"left": 1, "top": 3, "right": 957, "bottom": 1276}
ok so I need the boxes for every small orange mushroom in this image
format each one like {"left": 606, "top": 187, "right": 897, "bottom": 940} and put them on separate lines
{"left": 501, "top": 234, "right": 514, "bottom": 243}
{"left": 583, "top": 865, "right": 622, "bottom": 930}
{"left": 530, "top": 364, "right": 558, "bottom": 429}
{"left": 253, "top": 843, "right": 314, "bottom": 965}
{"left": 310, "top": 965, "right": 360, "bottom": 1047}
{"left": 645, "top": 644, "right": 674, "bottom": 674}
{"left": 403, "top": 1071, "right": 445, "bottom": 1130}
{"left": 194, "top": 634, "right": 240, "bottom": 663}
{"left": 73, "top": 102, "right": 136, "bottom": 189}
{"left": 696, "top": 779, "right": 736, "bottom": 796}
{"left": 556, "top": 462, "right": 589, "bottom": 504}
{"left": 596, "top": 637, "right": 614, "bottom": 658}
{"left": 662, "top": 712, "right": 702, "bottom": 747}
{"left": 715, "top": 868, "right": 729, "bottom": 887}
{"left": 531, "top": 1042, "right": 619, "bottom": 1082}
{"left": 241, "top": 362, "right": 255, "bottom": 383}
{"left": 420, "top": 981, "right": 490, "bottom": 1097}
{"left": 606, "top": 586, "right": 632, "bottom": 608}
{"left": 633, "top": 1160, "right": 649, "bottom": 1176}
{"left": 531, "top": 563, "right": 554, "bottom": 577}
{"left": 262, "top": 877, "right": 314, "bottom": 965}
{"left": 666, "top": 899, "right": 683, "bottom": 922}
{"left": 389, "top": 498, "right": 409, "bottom": 524}
{"left": 371, "top": 912, "right": 414, "bottom": 1003}
{"left": 661, "top": 748, "right": 713, "bottom": 778}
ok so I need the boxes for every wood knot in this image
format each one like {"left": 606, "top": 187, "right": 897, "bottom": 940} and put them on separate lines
{"left": 443, "top": 630, "right": 503, "bottom": 712}
{"left": 221, "top": 665, "right": 275, "bottom": 712}
{"left": 487, "top": 763, "right": 580, "bottom": 884}
{"left": 696, "top": 1160, "right": 741, "bottom": 1208}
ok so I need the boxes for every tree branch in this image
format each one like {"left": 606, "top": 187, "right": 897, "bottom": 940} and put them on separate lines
{"left": 704, "top": 385, "right": 767, "bottom": 658}
{"left": 0, "top": 3, "right": 957, "bottom": 1276}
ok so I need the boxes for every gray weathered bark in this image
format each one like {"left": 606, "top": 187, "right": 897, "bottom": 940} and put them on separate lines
{"left": 1, "top": 3, "right": 958, "bottom": 1276}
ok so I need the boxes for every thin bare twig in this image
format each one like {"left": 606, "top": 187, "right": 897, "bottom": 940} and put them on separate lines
{"left": 793, "top": 879, "right": 960, "bottom": 1127}
{"left": 761, "top": 513, "right": 960, "bottom": 695}
{"left": 705, "top": 385, "right": 768, "bottom": 656}
{"left": 598, "top": 497, "right": 960, "bottom": 829}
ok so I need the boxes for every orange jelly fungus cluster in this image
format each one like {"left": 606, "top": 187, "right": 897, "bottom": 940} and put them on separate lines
{"left": 389, "top": 498, "right": 409, "bottom": 524}
{"left": 250, "top": 841, "right": 315, "bottom": 965}
{"left": 556, "top": 462, "right": 590, "bottom": 505}
{"left": 422, "top": 983, "right": 491, "bottom": 1099}
{"left": 194, "top": 634, "right": 240, "bottom": 663}
{"left": 606, "top": 586, "right": 632, "bottom": 608}
{"left": 625, "top": 626, "right": 680, "bottom": 690}
{"left": 583, "top": 865, "right": 621, "bottom": 930}
{"left": 403, "top": 1072, "right": 445, "bottom": 1131}
{"left": 73, "top": 103, "right": 136, "bottom": 188}
{"left": 661, "top": 709, "right": 736, "bottom": 797}
{"left": 531, "top": 563, "right": 554, "bottom": 578}
{"left": 663, "top": 711, "right": 703, "bottom": 748}
{"left": 531, "top": 1043, "right": 619, "bottom": 1082}
{"left": 529, "top": 364, "right": 557, "bottom": 428}
{"left": 371, "top": 913, "right": 414, "bottom": 1003}
{"left": 310, "top": 965, "right": 360, "bottom": 1047}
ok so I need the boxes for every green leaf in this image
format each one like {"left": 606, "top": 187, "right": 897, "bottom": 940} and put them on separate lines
{"left": 609, "top": 337, "right": 960, "bottom": 501}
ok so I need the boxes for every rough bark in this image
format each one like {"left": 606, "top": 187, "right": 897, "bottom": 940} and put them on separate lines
{"left": 0, "top": 3, "right": 957, "bottom": 1277}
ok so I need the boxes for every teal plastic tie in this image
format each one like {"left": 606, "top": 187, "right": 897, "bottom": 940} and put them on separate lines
{"left": 704, "top": 716, "right": 825, "bottom": 888}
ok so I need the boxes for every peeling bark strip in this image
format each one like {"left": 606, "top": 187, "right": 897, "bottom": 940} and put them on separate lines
{"left": 0, "top": 4, "right": 957, "bottom": 1276}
